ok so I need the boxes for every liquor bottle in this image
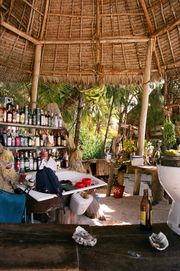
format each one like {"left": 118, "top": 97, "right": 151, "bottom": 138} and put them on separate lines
{"left": 28, "top": 108, "right": 33, "bottom": 125}
{"left": 19, "top": 152, "right": 25, "bottom": 173}
{"left": 57, "top": 130, "right": 61, "bottom": 146}
{"left": 37, "top": 152, "right": 41, "bottom": 170}
{"left": 6, "top": 103, "right": 13, "bottom": 123}
{"left": 0, "top": 103, "right": 4, "bottom": 122}
{"left": 19, "top": 107, "right": 25, "bottom": 124}
{"left": 3, "top": 103, "right": 7, "bottom": 122}
{"left": 35, "top": 130, "right": 40, "bottom": 147}
{"left": 32, "top": 108, "right": 37, "bottom": 125}
{"left": 16, "top": 104, "right": 20, "bottom": 123}
{"left": 33, "top": 152, "right": 38, "bottom": 171}
{"left": 62, "top": 151, "right": 69, "bottom": 168}
{"left": 14, "top": 152, "right": 20, "bottom": 172}
{"left": 140, "top": 189, "right": 152, "bottom": 231}
{"left": 24, "top": 105, "right": 29, "bottom": 125}
{"left": 40, "top": 109, "right": 45, "bottom": 126}
{"left": 15, "top": 129, "right": 20, "bottom": 147}
{"left": 0, "top": 129, "right": 4, "bottom": 145}
{"left": 23, "top": 130, "right": 28, "bottom": 147}
{"left": 12, "top": 104, "right": 17, "bottom": 123}
{"left": 19, "top": 129, "right": 24, "bottom": 147}
{"left": 58, "top": 113, "right": 63, "bottom": 128}
{"left": 36, "top": 108, "right": 41, "bottom": 126}
{"left": 11, "top": 129, "right": 15, "bottom": 147}
{"left": 6, "top": 128, "right": 12, "bottom": 147}
{"left": 24, "top": 151, "right": 30, "bottom": 172}
{"left": 29, "top": 151, "right": 34, "bottom": 171}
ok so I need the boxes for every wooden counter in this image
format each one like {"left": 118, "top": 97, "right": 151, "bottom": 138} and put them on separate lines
{"left": 0, "top": 223, "right": 179, "bottom": 270}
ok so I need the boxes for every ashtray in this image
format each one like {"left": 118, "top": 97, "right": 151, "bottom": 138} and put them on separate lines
{"left": 149, "top": 232, "right": 169, "bottom": 251}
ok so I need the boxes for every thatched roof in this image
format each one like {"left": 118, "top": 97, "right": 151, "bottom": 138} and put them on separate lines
{"left": 0, "top": 0, "right": 180, "bottom": 86}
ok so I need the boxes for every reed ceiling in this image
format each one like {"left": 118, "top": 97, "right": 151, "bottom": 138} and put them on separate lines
{"left": 0, "top": 0, "right": 180, "bottom": 86}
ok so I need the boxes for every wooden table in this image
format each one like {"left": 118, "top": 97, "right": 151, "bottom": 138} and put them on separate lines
{"left": 0, "top": 223, "right": 179, "bottom": 270}
{"left": 133, "top": 165, "right": 164, "bottom": 202}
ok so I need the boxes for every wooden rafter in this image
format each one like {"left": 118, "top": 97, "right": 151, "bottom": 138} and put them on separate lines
{"left": 139, "top": 0, "right": 162, "bottom": 76}
{"left": 40, "top": 0, "right": 49, "bottom": 40}
{"left": 0, "top": 17, "right": 39, "bottom": 44}
{"left": 152, "top": 17, "right": 180, "bottom": 38}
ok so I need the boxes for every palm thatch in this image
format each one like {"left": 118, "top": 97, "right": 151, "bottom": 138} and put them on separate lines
{"left": 0, "top": 0, "right": 179, "bottom": 86}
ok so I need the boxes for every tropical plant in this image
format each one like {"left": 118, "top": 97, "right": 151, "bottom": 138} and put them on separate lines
{"left": 162, "top": 121, "right": 176, "bottom": 150}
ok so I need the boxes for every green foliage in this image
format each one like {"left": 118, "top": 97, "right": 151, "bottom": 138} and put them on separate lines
{"left": 79, "top": 129, "right": 104, "bottom": 160}
{"left": 163, "top": 121, "right": 176, "bottom": 149}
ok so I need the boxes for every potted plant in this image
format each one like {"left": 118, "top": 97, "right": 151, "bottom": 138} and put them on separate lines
{"left": 161, "top": 120, "right": 179, "bottom": 166}
{"left": 111, "top": 177, "right": 125, "bottom": 198}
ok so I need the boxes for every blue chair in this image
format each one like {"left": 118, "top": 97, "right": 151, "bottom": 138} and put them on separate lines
{"left": 0, "top": 189, "right": 26, "bottom": 223}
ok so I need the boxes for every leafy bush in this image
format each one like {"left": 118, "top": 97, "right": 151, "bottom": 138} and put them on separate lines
{"left": 79, "top": 129, "right": 104, "bottom": 160}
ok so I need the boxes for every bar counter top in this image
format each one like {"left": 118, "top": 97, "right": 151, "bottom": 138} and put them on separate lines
{"left": 0, "top": 223, "right": 179, "bottom": 270}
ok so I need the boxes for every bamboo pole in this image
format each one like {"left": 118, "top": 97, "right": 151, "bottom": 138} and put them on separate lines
{"left": 0, "top": 19, "right": 39, "bottom": 45}
{"left": 31, "top": 44, "right": 42, "bottom": 109}
{"left": 137, "top": 38, "right": 153, "bottom": 155}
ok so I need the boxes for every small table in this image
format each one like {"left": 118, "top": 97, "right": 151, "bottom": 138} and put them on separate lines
{"left": 133, "top": 165, "right": 164, "bottom": 202}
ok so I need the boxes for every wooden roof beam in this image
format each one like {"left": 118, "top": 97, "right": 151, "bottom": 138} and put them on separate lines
{"left": 40, "top": 0, "right": 49, "bottom": 40}
{"left": 152, "top": 18, "right": 180, "bottom": 38}
{"left": 42, "top": 36, "right": 149, "bottom": 45}
{"left": 0, "top": 17, "right": 40, "bottom": 45}
{"left": 139, "top": 0, "right": 162, "bottom": 76}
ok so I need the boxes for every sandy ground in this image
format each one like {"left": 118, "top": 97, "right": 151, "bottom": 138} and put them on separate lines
{"left": 78, "top": 173, "right": 171, "bottom": 226}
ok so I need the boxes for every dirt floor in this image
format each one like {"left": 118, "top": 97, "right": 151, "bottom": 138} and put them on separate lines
{"left": 78, "top": 173, "right": 171, "bottom": 226}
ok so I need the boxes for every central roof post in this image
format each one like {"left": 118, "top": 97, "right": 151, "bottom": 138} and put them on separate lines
{"left": 137, "top": 38, "right": 153, "bottom": 156}
{"left": 31, "top": 44, "right": 42, "bottom": 109}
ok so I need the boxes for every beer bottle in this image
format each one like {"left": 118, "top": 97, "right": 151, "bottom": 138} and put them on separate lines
{"left": 140, "top": 189, "right": 152, "bottom": 231}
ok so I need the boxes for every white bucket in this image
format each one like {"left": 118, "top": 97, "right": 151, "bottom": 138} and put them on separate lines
{"left": 131, "top": 156, "right": 144, "bottom": 166}
{"left": 70, "top": 193, "right": 93, "bottom": 215}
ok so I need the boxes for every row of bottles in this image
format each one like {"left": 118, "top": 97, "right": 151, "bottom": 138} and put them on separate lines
{"left": 0, "top": 103, "right": 63, "bottom": 128}
{"left": 14, "top": 150, "right": 69, "bottom": 173}
{"left": 0, "top": 128, "right": 66, "bottom": 148}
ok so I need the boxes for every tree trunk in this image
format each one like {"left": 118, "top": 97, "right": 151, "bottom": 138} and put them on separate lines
{"left": 103, "top": 94, "right": 115, "bottom": 153}
{"left": 74, "top": 92, "right": 84, "bottom": 148}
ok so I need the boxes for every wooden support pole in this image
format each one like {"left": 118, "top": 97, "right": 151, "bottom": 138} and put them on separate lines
{"left": 137, "top": 39, "right": 153, "bottom": 156}
{"left": 31, "top": 44, "right": 42, "bottom": 109}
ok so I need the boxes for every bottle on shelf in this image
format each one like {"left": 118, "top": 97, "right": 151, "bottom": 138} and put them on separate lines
{"left": 19, "top": 107, "right": 25, "bottom": 124}
{"left": 6, "top": 103, "right": 13, "bottom": 123}
{"left": 11, "top": 129, "right": 15, "bottom": 147}
{"left": 3, "top": 103, "right": 7, "bottom": 123}
{"left": 24, "top": 151, "right": 30, "bottom": 172}
{"left": 16, "top": 104, "right": 20, "bottom": 123}
{"left": 29, "top": 151, "right": 34, "bottom": 171}
{"left": 28, "top": 108, "right": 33, "bottom": 125}
{"left": 35, "top": 130, "right": 40, "bottom": 147}
{"left": 37, "top": 152, "right": 41, "bottom": 170}
{"left": 140, "top": 189, "right": 152, "bottom": 231}
{"left": 33, "top": 152, "right": 38, "bottom": 171}
{"left": 19, "top": 129, "right": 24, "bottom": 147}
{"left": 32, "top": 108, "right": 37, "bottom": 125}
{"left": 24, "top": 105, "right": 29, "bottom": 125}
{"left": 0, "top": 103, "right": 4, "bottom": 122}
{"left": 36, "top": 108, "right": 41, "bottom": 126}
{"left": 19, "top": 152, "right": 25, "bottom": 173}
{"left": 62, "top": 151, "right": 69, "bottom": 168}
{"left": 14, "top": 152, "right": 20, "bottom": 172}
{"left": 0, "top": 129, "right": 4, "bottom": 145}
{"left": 12, "top": 104, "right": 17, "bottom": 123}
{"left": 15, "top": 129, "right": 20, "bottom": 147}
{"left": 6, "top": 128, "right": 12, "bottom": 147}
{"left": 40, "top": 109, "right": 45, "bottom": 126}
